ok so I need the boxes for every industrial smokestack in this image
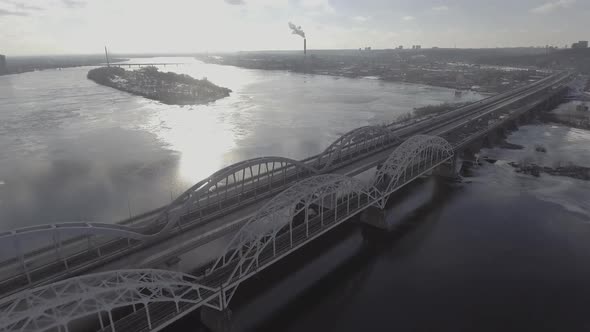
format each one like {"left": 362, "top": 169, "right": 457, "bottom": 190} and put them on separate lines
{"left": 104, "top": 46, "right": 110, "bottom": 67}
{"left": 289, "top": 22, "right": 307, "bottom": 55}
{"left": 288, "top": 22, "right": 305, "bottom": 38}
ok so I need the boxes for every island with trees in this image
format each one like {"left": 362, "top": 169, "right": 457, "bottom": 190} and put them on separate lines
{"left": 87, "top": 66, "right": 232, "bottom": 105}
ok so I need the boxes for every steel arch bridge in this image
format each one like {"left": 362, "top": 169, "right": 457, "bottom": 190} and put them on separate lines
{"left": 0, "top": 135, "right": 455, "bottom": 332}
{"left": 0, "top": 126, "right": 401, "bottom": 292}
{"left": 0, "top": 156, "right": 320, "bottom": 248}
{"left": 0, "top": 125, "right": 398, "bottom": 260}
{"left": 374, "top": 134, "right": 454, "bottom": 206}
{"left": 0, "top": 269, "right": 217, "bottom": 332}
{"left": 317, "top": 125, "right": 399, "bottom": 169}
{"left": 0, "top": 156, "right": 320, "bottom": 280}
{"left": 207, "top": 174, "right": 382, "bottom": 303}
{"left": 0, "top": 126, "right": 398, "bottom": 296}
{"left": 159, "top": 156, "right": 320, "bottom": 229}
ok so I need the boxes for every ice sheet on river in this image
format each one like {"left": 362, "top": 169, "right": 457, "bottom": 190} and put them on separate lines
{"left": 473, "top": 124, "right": 590, "bottom": 219}
{"left": 482, "top": 124, "right": 590, "bottom": 168}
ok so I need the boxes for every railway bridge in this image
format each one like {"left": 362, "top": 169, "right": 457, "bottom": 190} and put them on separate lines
{"left": 0, "top": 72, "right": 572, "bottom": 332}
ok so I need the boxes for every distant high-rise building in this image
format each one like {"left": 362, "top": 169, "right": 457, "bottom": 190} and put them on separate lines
{"left": 572, "top": 41, "right": 589, "bottom": 49}
{"left": 0, "top": 55, "right": 6, "bottom": 74}
{"left": 397, "top": 45, "right": 403, "bottom": 50}
{"left": 415, "top": 45, "right": 422, "bottom": 49}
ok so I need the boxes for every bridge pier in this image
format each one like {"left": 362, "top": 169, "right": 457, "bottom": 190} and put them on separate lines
{"left": 200, "top": 307, "right": 233, "bottom": 332}
{"left": 483, "top": 129, "right": 501, "bottom": 148}
{"left": 433, "top": 154, "right": 461, "bottom": 179}
{"left": 506, "top": 119, "right": 518, "bottom": 131}
{"left": 360, "top": 206, "right": 388, "bottom": 230}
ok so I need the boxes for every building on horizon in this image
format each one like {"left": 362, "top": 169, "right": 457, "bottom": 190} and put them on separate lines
{"left": 572, "top": 41, "right": 589, "bottom": 49}
{"left": 0, "top": 55, "right": 6, "bottom": 74}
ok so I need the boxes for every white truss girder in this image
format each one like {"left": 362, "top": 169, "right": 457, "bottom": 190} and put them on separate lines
{"left": 158, "top": 156, "right": 320, "bottom": 230}
{"left": 1, "top": 125, "right": 395, "bottom": 259}
{"left": 209, "top": 174, "right": 381, "bottom": 281}
{"left": 0, "top": 135, "right": 456, "bottom": 332}
{"left": 374, "top": 135, "right": 454, "bottom": 193}
{"left": 0, "top": 157, "right": 319, "bottom": 261}
{"left": 318, "top": 125, "right": 398, "bottom": 169}
{"left": 0, "top": 269, "right": 215, "bottom": 332}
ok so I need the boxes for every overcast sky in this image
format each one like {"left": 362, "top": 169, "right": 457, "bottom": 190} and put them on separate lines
{"left": 0, "top": 0, "right": 588, "bottom": 55}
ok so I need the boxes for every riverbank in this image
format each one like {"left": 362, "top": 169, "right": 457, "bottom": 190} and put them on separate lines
{"left": 196, "top": 51, "right": 546, "bottom": 94}
{"left": 0, "top": 55, "right": 127, "bottom": 76}
{"left": 0, "top": 56, "right": 484, "bottom": 228}
{"left": 542, "top": 100, "right": 590, "bottom": 130}
{"left": 384, "top": 101, "right": 471, "bottom": 125}
{"left": 478, "top": 122, "right": 590, "bottom": 183}
{"left": 87, "top": 66, "right": 231, "bottom": 105}
{"left": 508, "top": 162, "right": 590, "bottom": 181}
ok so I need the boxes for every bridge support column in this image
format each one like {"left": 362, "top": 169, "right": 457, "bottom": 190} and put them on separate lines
{"left": 200, "top": 307, "right": 233, "bottom": 332}
{"left": 360, "top": 206, "right": 388, "bottom": 230}
{"left": 433, "top": 155, "right": 461, "bottom": 179}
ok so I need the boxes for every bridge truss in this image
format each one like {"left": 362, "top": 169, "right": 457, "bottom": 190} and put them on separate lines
{"left": 0, "top": 134, "right": 455, "bottom": 332}
{"left": 0, "top": 125, "right": 400, "bottom": 295}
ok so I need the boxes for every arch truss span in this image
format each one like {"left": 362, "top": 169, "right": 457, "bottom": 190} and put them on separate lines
{"left": 0, "top": 220, "right": 160, "bottom": 278}
{"left": 0, "top": 157, "right": 320, "bottom": 285}
{"left": 318, "top": 126, "right": 399, "bottom": 170}
{"left": 0, "top": 269, "right": 218, "bottom": 332}
{"left": 207, "top": 174, "right": 381, "bottom": 306}
{"left": 157, "top": 156, "right": 320, "bottom": 232}
{"left": 373, "top": 135, "right": 454, "bottom": 206}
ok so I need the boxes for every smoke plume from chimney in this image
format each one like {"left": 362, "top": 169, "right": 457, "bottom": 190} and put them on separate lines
{"left": 288, "top": 22, "right": 305, "bottom": 38}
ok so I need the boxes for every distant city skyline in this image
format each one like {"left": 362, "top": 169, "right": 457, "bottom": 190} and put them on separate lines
{"left": 0, "top": 0, "right": 589, "bottom": 55}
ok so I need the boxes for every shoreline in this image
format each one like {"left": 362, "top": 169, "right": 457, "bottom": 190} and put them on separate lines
{"left": 87, "top": 66, "right": 232, "bottom": 106}
{"left": 196, "top": 53, "right": 546, "bottom": 95}
{"left": 0, "top": 58, "right": 128, "bottom": 77}
{"left": 198, "top": 57, "right": 482, "bottom": 92}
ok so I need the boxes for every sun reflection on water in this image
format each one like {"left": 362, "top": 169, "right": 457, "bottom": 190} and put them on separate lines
{"left": 148, "top": 105, "right": 236, "bottom": 188}
{"left": 131, "top": 57, "right": 263, "bottom": 191}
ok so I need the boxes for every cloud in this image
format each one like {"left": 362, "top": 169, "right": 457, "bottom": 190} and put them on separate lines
{"left": 299, "top": 0, "right": 335, "bottom": 13}
{"left": 352, "top": 15, "right": 371, "bottom": 22}
{"left": 402, "top": 15, "right": 415, "bottom": 21}
{"left": 531, "top": 0, "right": 575, "bottom": 14}
{"left": 224, "top": 0, "right": 245, "bottom": 4}
{"left": 62, "top": 0, "right": 86, "bottom": 8}
{"left": 432, "top": 5, "right": 449, "bottom": 11}
{"left": 0, "top": 0, "right": 42, "bottom": 16}
{"left": 0, "top": 8, "right": 28, "bottom": 16}
{"left": 0, "top": 0, "right": 42, "bottom": 11}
